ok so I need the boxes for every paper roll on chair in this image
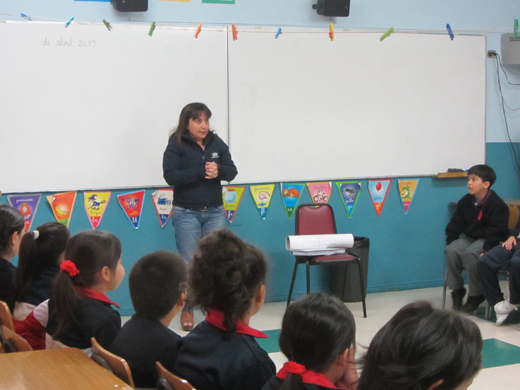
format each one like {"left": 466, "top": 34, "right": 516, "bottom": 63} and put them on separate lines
{"left": 286, "top": 234, "right": 354, "bottom": 256}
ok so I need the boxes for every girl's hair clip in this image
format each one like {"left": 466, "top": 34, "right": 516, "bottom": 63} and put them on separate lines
{"left": 60, "top": 260, "right": 80, "bottom": 277}
{"left": 33, "top": 230, "right": 39, "bottom": 240}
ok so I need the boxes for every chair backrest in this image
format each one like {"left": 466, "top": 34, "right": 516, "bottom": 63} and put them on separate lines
{"left": 1, "top": 325, "right": 32, "bottom": 352}
{"left": 508, "top": 204, "right": 519, "bottom": 230}
{"left": 296, "top": 203, "right": 337, "bottom": 235}
{"left": 156, "top": 361, "right": 196, "bottom": 390}
{"left": 0, "top": 300, "right": 14, "bottom": 331}
{"left": 90, "top": 337, "right": 135, "bottom": 388}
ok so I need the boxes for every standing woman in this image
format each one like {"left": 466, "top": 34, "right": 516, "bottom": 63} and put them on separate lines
{"left": 163, "top": 102, "right": 237, "bottom": 331}
{"left": 0, "top": 205, "right": 25, "bottom": 303}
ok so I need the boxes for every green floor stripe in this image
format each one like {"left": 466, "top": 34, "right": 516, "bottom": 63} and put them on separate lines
{"left": 482, "top": 339, "right": 520, "bottom": 369}
{"left": 257, "top": 329, "right": 281, "bottom": 354}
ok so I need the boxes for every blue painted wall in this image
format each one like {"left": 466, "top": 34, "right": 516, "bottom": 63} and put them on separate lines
{"left": 1, "top": 0, "right": 520, "bottom": 314}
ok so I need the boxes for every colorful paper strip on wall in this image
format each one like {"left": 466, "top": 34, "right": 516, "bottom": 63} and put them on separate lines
{"left": 250, "top": 184, "right": 275, "bottom": 220}
{"left": 368, "top": 179, "right": 392, "bottom": 217}
{"left": 223, "top": 186, "right": 246, "bottom": 223}
{"left": 281, "top": 183, "right": 305, "bottom": 218}
{"left": 152, "top": 188, "right": 174, "bottom": 227}
{"left": 398, "top": 179, "right": 419, "bottom": 214}
{"left": 84, "top": 192, "right": 111, "bottom": 229}
{"left": 47, "top": 192, "right": 77, "bottom": 227}
{"left": 118, "top": 190, "right": 145, "bottom": 229}
{"left": 336, "top": 181, "right": 361, "bottom": 218}
{"left": 307, "top": 182, "right": 332, "bottom": 204}
{"left": 7, "top": 194, "right": 42, "bottom": 232}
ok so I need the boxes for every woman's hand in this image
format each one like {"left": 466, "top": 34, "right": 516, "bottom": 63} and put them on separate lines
{"left": 502, "top": 236, "right": 517, "bottom": 251}
{"left": 205, "top": 162, "right": 219, "bottom": 179}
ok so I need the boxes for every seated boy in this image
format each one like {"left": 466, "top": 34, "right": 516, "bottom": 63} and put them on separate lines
{"left": 110, "top": 251, "right": 187, "bottom": 388}
{"left": 478, "top": 218, "right": 520, "bottom": 325}
{"left": 445, "top": 164, "right": 509, "bottom": 313}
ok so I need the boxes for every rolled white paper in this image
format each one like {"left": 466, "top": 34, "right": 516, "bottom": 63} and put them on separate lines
{"left": 285, "top": 234, "right": 354, "bottom": 252}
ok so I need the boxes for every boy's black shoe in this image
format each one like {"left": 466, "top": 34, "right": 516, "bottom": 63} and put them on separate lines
{"left": 461, "top": 295, "right": 486, "bottom": 314}
{"left": 451, "top": 288, "right": 466, "bottom": 311}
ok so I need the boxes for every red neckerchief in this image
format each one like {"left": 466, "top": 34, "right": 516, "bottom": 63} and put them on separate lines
{"left": 276, "top": 362, "right": 347, "bottom": 389}
{"left": 205, "top": 309, "right": 268, "bottom": 338}
{"left": 74, "top": 286, "right": 120, "bottom": 308}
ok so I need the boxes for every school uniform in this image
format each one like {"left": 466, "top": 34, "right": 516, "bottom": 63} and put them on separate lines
{"left": 174, "top": 309, "right": 276, "bottom": 390}
{"left": 0, "top": 257, "right": 16, "bottom": 302}
{"left": 261, "top": 363, "right": 349, "bottom": 390}
{"left": 110, "top": 314, "right": 181, "bottom": 388}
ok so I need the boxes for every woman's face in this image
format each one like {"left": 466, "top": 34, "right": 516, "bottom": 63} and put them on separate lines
{"left": 188, "top": 113, "right": 209, "bottom": 144}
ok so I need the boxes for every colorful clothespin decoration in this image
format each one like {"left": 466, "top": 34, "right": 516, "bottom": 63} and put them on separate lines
{"left": 514, "top": 19, "right": 519, "bottom": 39}
{"left": 329, "top": 23, "right": 334, "bottom": 41}
{"left": 232, "top": 24, "right": 238, "bottom": 41}
{"left": 149, "top": 22, "right": 156, "bottom": 37}
{"left": 446, "top": 24, "right": 454, "bottom": 40}
{"left": 194, "top": 24, "right": 202, "bottom": 39}
{"left": 65, "top": 16, "right": 74, "bottom": 28}
{"left": 21, "top": 13, "right": 32, "bottom": 21}
{"left": 275, "top": 27, "right": 282, "bottom": 39}
{"left": 102, "top": 19, "right": 112, "bottom": 31}
{"left": 379, "top": 27, "right": 394, "bottom": 41}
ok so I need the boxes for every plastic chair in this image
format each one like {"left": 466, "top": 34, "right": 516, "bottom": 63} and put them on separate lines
{"left": 286, "top": 203, "right": 367, "bottom": 317}
{"left": 0, "top": 300, "right": 14, "bottom": 331}
{"left": 1, "top": 325, "right": 32, "bottom": 352}
{"left": 90, "top": 337, "right": 135, "bottom": 388}
{"left": 156, "top": 361, "right": 195, "bottom": 390}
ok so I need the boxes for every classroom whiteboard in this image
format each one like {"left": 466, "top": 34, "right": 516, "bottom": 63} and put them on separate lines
{"left": 228, "top": 29, "right": 486, "bottom": 183}
{"left": 0, "top": 22, "right": 228, "bottom": 193}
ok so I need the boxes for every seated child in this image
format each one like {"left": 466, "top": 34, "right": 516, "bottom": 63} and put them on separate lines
{"left": 478, "top": 217, "right": 520, "bottom": 325}
{"left": 0, "top": 205, "right": 24, "bottom": 303}
{"left": 358, "top": 301, "right": 482, "bottom": 390}
{"left": 262, "top": 292, "right": 357, "bottom": 390}
{"left": 445, "top": 164, "right": 509, "bottom": 313}
{"left": 9, "top": 222, "right": 69, "bottom": 327}
{"left": 110, "top": 251, "right": 187, "bottom": 388}
{"left": 174, "top": 229, "right": 276, "bottom": 390}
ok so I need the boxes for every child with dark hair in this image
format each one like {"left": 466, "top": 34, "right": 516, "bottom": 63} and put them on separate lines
{"left": 262, "top": 292, "right": 357, "bottom": 390}
{"left": 110, "top": 251, "right": 187, "bottom": 388}
{"left": 445, "top": 164, "right": 509, "bottom": 313}
{"left": 0, "top": 205, "right": 24, "bottom": 303}
{"left": 174, "top": 228, "right": 275, "bottom": 390}
{"left": 9, "top": 222, "right": 69, "bottom": 325}
{"left": 358, "top": 301, "right": 482, "bottom": 390}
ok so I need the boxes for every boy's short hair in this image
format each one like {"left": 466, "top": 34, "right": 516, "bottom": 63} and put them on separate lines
{"left": 129, "top": 251, "right": 187, "bottom": 320}
{"left": 468, "top": 164, "right": 496, "bottom": 187}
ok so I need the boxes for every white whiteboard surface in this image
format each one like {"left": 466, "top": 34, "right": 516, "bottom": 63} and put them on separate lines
{"left": 0, "top": 22, "right": 228, "bottom": 193}
{"left": 228, "top": 29, "right": 486, "bottom": 183}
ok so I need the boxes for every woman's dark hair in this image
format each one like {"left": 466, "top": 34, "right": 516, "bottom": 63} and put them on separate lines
{"left": 279, "top": 292, "right": 356, "bottom": 390}
{"left": 8, "top": 222, "right": 70, "bottom": 311}
{"left": 169, "top": 102, "right": 212, "bottom": 145}
{"left": 0, "top": 205, "right": 24, "bottom": 258}
{"left": 188, "top": 228, "right": 268, "bottom": 333}
{"left": 129, "top": 251, "right": 187, "bottom": 320}
{"left": 358, "top": 300, "right": 483, "bottom": 390}
{"left": 52, "top": 230, "right": 122, "bottom": 340}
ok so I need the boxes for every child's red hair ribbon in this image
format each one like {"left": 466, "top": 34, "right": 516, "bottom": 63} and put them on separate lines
{"left": 60, "top": 260, "right": 80, "bottom": 277}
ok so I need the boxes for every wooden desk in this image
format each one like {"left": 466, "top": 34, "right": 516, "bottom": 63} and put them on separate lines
{"left": 0, "top": 347, "right": 133, "bottom": 389}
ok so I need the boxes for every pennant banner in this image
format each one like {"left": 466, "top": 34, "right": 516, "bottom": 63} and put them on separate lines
{"left": 398, "top": 179, "right": 419, "bottom": 214}
{"left": 84, "top": 192, "right": 111, "bottom": 229}
{"left": 47, "top": 192, "right": 77, "bottom": 227}
{"left": 7, "top": 194, "right": 42, "bottom": 232}
{"left": 152, "top": 188, "right": 174, "bottom": 228}
{"left": 250, "top": 184, "right": 275, "bottom": 220}
{"left": 336, "top": 181, "right": 361, "bottom": 218}
{"left": 307, "top": 182, "right": 332, "bottom": 204}
{"left": 222, "top": 186, "right": 246, "bottom": 223}
{"left": 281, "top": 183, "right": 305, "bottom": 219}
{"left": 368, "top": 179, "right": 392, "bottom": 217}
{"left": 118, "top": 190, "right": 145, "bottom": 229}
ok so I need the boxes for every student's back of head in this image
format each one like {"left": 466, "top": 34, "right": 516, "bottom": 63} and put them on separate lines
{"left": 468, "top": 164, "right": 496, "bottom": 187}
{"left": 358, "top": 300, "right": 482, "bottom": 390}
{"left": 129, "top": 250, "right": 187, "bottom": 320}
{"left": 0, "top": 204, "right": 24, "bottom": 259}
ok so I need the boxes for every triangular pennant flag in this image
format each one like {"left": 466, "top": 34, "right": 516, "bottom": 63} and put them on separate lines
{"left": 281, "top": 183, "right": 305, "bottom": 218}
{"left": 117, "top": 190, "right": 145, "bottom": 229}
{"left": 222, "top": 186, "right": 246, "bottom": 223}
{"left": 84, "top": 192, "right": 111, "bottom": 229}
{"left": 398, "top": 179, "right": 419, "bottom": 214}
{"left": 368, "top": 179, "right": 392, "bottom": 217}
{"left": 7, "top": 194, "right": 42, "bottom": 232}
{"left": 336, "top": 181, "right": 361, "bottom": 218}
{"left": 307, "top": 182, "right": 332, "bottom": 203}
{"left": 250, "top": 184, "right": 275, "bottom": 220}
{"left": 152, "top": 188, "right": 174, "bottom": 228}
{"left": 47, "top": 192, "right": 77, "bottom": 227}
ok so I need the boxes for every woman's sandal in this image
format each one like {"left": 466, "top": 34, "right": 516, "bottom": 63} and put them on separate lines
{"left": 181, "top": 310, "right": 194, "bottom": 331}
